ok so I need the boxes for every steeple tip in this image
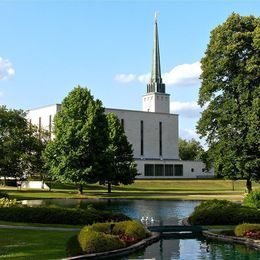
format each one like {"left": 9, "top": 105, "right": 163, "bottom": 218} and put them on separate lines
{"left": 147, "top": 12, "right": 165, "bottom": 94}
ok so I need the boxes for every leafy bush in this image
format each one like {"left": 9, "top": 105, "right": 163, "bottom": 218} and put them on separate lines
{"left": 188, "top": 199, "right": 260, "bottom": 225}
{"left": 243, "top": 189, "right": 260, "bottom": 209}
{"left": 113, "top": 220, "right": 148, "bottom": 240}
{"left": 234, "top": 223, "right": 260, "bottom": 237}
{"left": 0, "top": 198, "right": 19, "bottom": 208}
{"left": 66, "top": 235, "right": 83, "bottom": 257}
{"left": 0, "top": 206, "right": 129, "bottom": 225}
{"left": 68, "top": 220, "right": 150, "bottom": 256}
{"left": 0, "top": 191, "right": 8, "bottom": 198}
{"left": 78, "top": 227, "right": 125, "bottom": 254}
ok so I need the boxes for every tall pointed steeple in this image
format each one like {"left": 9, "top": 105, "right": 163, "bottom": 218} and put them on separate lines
{"left": 142, "top": 13, "right": 170, "bottom": 114}
{"left": 147, "top": 13, "right": 165, "bottom": 93}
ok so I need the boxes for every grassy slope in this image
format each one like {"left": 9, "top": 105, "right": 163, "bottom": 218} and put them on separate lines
{"left": 2, "top": 179, "right": 259, "bottom": 201}
{"left": 0, "top": 228, "right": 77, "bottom": 259}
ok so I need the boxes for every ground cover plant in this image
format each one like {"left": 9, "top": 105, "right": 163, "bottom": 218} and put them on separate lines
{"left": 235, "top": 223, "right": 260, "bottom": 240}
{"left": 67, "top": 220, "right": 150, "bottom": 256}
{"left": 188, "top": 199, "right": 260, "bottom": 225}
{"left": 0, "top": 205, "right": 129, "bottom": 225}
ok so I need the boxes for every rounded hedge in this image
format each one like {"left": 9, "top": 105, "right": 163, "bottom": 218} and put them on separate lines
{"left": 78, "top": 227, "right": 125, "bottom": 253}
{"left": 243, "top": 189, "right": 260, "bottom": 209}
{"left": 113, "top": 220, "right": 148, "bottom": 240}
{"left": 188, "top": 199, "right": 260, "bottom": 225}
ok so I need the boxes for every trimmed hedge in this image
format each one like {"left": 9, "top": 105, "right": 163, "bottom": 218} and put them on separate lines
{"left": 68, "top": 220, "right": 150, "bottom": 256}
{"left": 188, "top": 199, "right": 260, "bottom": 225}
{"left": 78, "top": 227, "right": 125, "bottom": 253}
{"left": 0, "top": 206, "right": 130, "bottom": 225}
{"left": 244, "top": 189, "right": 260, "bottom": 209}
{"left": 235, "top": 223, "right": 260, "bottom": 237}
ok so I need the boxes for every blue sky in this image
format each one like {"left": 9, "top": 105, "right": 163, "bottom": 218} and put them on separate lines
{"left": 0, "top": 0, "right": 259, "bottom": 143}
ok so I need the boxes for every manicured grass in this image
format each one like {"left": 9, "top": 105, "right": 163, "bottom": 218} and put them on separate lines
{"left": 2, "top": 179, "right": 259, "bottom": 201}
{"left": 0, "top": 228, "right": 77, "bottom": 259}
{"left": 0, "top": 220, "right": 82, "bottom": 229}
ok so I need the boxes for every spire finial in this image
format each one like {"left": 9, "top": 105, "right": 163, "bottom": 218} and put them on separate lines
{"left": 155, "top": 11, "right": 159, "bottom": 22}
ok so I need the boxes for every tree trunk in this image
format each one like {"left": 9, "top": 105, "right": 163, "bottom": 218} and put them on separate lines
{"left": 232, "top": 180, "right": 235, "bottom": 191}
{"left": 78, "top": 184, "right": 83, "bottom": 195}
{"left": 246, "top": 179, "right": 252, "bottom": 193}
{"left": 107, "top": 182, "right": 112, "bottom": 193}
{"left": 3, "top": 176, "right": 6, "bottom": 186}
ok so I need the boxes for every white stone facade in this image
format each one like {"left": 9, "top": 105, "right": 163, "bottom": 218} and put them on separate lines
{"left": 142, "top": 93, "right": 170, "bottom": 113}
{"left": 26, "top": 104, "right": 214, "bottom": 179}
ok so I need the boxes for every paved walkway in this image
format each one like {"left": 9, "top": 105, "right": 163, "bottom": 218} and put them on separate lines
{"left": 0, "top": 224, "right": 81, "bottom": 231}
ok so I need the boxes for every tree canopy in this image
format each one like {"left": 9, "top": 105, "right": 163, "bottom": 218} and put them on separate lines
{"left": 0, "top": 106, "right": 46, "bottom": 184}
{"left": 99, "top": 113, "right": 137, "bottom": 193}
{"left": 43, "top": 86, "right": 109, "bottom": 194}
{"left": 179, "top": 138, "right": 204, "bottom": 161}
{"left": 197, "top": 13, "right": 260, "bottom": 192}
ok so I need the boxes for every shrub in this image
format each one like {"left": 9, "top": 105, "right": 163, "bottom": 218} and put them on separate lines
{"left": 0, "top": 198, "right": 19, "bottom": 208}
{"left": 113, "top": 220, "right": 148, "bottom": 240}
{"left": 0, "top": 191, "right": 8, "bottom": 198}
{"left": 66, "top": 235, "right": 83, "bottom": 257}
{"left": 91, "top": 222, "right": 114, "bottom": 233}
{"left": 78, "top": 227, "right": 125, "bottom": 254}
{"left": 0, "top": 206, "right": 129, "bottom": 225}
{"left": 234, "top": 223, "right": 260, "bottom": 237}
{"left": 243, "top": 189, "right": 260, "bottom": 209}
{"left": 188, "top": 199, "right": 260, "bottom": 225}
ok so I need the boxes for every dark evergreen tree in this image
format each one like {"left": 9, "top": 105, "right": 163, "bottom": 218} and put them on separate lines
{"left": 99, "top": 113, "right": 137, "bottom": 193}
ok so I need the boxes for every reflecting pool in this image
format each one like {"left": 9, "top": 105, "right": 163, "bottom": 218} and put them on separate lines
{"left": 22, "top": 199, "right": 260, "bottom": 259}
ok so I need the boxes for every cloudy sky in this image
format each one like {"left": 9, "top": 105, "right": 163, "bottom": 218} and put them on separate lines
{"left": 0, "top": 0, "right": 259, "bottom": 143}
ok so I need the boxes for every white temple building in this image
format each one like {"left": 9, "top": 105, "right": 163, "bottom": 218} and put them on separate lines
{"left": 27, "top": 16, "right": 214, "bottom": 179}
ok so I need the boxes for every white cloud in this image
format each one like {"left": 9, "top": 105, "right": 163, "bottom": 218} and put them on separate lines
{"left": 170, "top": 101, "right": 202, "bottom": 118}
{"left": 180, "top": 128, "right": 199, "bottom": 140}
{"left": 114, "top": 74, "right": 136, "bottom": 83}
{"left": 0, "top": 57, "right": 15, "bottom": 80}
{"left": 137, "top": 73, "right": 150, "bottom": 84}
{"left": 162, "top": 61, "right": 201, "bottom": 86}
{"left": 115, "top": 61, "right": 201, "bottom": 87}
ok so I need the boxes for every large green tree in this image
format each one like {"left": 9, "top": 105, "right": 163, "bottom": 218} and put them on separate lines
{"left": 197, "top": 13, "right": 260, "bottom": 192}
{"left": 0, "top": 106, "right": 45, "bottom": 184}
{"left": 99, "top": 113, "right": 137, "bottom": 193}
{"left": 43, "top": 86, "right": 109, "bottom": 194}
{"left": 179, "top": 138, "right": 204, "bottom": 161}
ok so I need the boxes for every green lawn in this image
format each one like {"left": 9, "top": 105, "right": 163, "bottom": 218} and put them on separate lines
{"left": 0, "top": 228, "right": 77, "bottom": 259}
{"left": 2, "top": 179, "right": 259, "bottom": 201}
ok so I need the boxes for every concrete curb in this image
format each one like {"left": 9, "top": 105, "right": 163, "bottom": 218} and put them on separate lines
{"left": 203, "top": 230, "right": 260, "bottom": 250}
{"left": 63, "top": 233, "right": 160, "bottom": 260}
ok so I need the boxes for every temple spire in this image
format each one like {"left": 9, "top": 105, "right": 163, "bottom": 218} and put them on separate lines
{"left": 147, "top": 12, "right": 165, "bottom": 93}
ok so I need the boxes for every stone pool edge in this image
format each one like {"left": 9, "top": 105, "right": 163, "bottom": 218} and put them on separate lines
{"left": 182, "top": 217, "right": 260, "bottom": 250}
{"left": 202, "top": 230, "right": 260, "bottom": 250}
{"left": 63, "top": 232, "right": 160, "bottom": 260}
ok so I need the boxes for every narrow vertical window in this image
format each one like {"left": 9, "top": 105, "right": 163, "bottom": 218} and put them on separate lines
{"left": 121, "top": 118, "right": 124, "bottom": 130}
{"left": 159, "top": 121, "right": 162, "bottom": 156}
{"left": 49, "top": 115, "right": 52, "bottom": 138}
{"left": 140, "top": 120, "right": 144, "bottom": 156}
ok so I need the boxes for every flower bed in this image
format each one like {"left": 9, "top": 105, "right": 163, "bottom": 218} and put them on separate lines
{"left": 66, "top": 221, "right": 151, "bottom": 257}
